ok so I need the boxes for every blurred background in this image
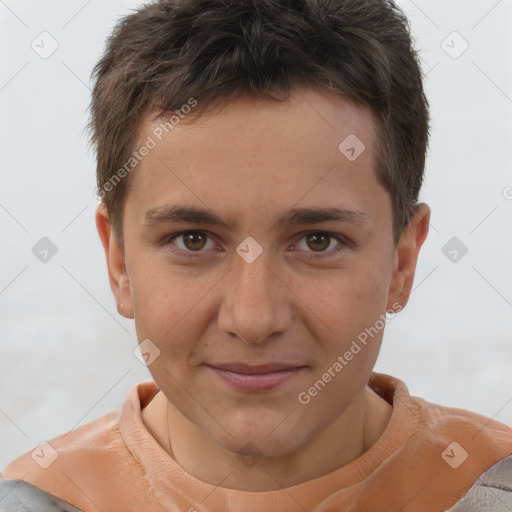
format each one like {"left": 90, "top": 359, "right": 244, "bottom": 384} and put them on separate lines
{"left": 1, "top": 0, "right": 511, "bottom": 467}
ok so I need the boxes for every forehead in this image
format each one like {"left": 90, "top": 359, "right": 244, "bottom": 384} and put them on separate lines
{"left": 125, "top": 87, "right": 387, "bottom": 230}
{"left": 142, "top": 88, "right": 376, "bottom": 157}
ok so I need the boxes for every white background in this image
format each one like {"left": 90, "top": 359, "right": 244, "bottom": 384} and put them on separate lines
{"left": 1, "top": 0, "right": 511, "bottom": 468}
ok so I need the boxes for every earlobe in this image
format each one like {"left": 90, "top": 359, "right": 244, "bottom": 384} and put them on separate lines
{"left": 387, "top": 203, "right": 431, "bottom": 311}
{"left": 95, "top": 204, "right": 134, "bottom": 319}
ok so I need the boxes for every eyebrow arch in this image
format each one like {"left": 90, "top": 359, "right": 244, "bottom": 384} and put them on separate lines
{"left": 143, "top": 205, "right": 371, "bottom": 230}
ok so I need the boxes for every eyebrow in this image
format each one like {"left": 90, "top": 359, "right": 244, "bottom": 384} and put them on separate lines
{"left": 143, "top": 205, "right": 371, "bottom": 230}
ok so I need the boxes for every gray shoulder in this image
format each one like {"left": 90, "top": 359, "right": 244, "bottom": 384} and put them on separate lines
{"left": 0, "top": 477, "right": 82, "bottom": 512}
{"left": 446, "top": 454, "right": 512, "bottom": 512}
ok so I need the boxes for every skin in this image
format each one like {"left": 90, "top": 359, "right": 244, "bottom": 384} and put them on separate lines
{"left": 96, "top": 87, "right": 430, "bottom": 491}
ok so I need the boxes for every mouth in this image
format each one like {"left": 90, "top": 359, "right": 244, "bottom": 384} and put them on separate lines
{"left": 206, "top": 363, "right": 307, "bottom": 392}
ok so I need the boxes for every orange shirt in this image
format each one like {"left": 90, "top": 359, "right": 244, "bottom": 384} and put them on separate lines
{"left": 2, "top": 372, "right": 512, "bottom": 511}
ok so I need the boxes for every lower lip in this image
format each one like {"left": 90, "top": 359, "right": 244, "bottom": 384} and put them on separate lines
{"left": 208, "top": 366, "right": 304, "bottom": 392}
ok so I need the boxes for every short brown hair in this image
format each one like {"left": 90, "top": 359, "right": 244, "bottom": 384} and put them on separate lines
{"left": 88, "top": 0, "right": 429, "bottom": 245}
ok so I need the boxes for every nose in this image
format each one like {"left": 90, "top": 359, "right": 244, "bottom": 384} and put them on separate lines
{"left": 217, "top": 244, "right": 292, "bottom": 345}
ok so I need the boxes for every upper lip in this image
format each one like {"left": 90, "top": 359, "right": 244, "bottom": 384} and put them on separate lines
{"left": 208, "top": 363, "right": 305, "bottom": 374}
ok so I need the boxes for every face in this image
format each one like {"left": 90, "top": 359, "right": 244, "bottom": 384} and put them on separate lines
{"left": 97, "top": 87, "right": 428, "bottom": 458}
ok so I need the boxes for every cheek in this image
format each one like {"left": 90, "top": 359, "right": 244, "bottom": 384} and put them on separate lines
{"left": 129, "top": 256, "right": 176, "bottom": 331}
{"left": 308, "top": 258, "right": 392, "bottom": 344}
{"left": 128, "top": 257, "right": 219, "bottom": 360}
{"left": 294, "top": 262, "right": 392, "bottom": 420}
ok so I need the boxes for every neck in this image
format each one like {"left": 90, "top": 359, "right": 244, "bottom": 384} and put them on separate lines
{"left": 142, "top": 385, "right": 392, "bottom": 491}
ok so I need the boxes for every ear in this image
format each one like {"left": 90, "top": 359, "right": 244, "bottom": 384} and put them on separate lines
{"left": 95, "top": 203, "right": 134, "bottom": 319}
{"left": 386, "top": 203, "right": 430, "bottom": 312}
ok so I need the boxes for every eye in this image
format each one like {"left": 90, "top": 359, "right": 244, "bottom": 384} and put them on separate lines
{"left": 294, "top": 232, "right": 347, "bottom": 260}
{"left": 165, "top": 231, "right": 216, "bottom": 258}
{"left": 163, "top": 230, "right": 348, "bottom": 260}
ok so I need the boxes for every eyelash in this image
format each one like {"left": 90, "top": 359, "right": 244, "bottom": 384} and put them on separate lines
{"left": 163, "top": 230, "right": 349, "bottom": 260}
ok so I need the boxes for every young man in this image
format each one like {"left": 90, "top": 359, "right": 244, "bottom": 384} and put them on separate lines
{"left": 1, "top": 0, "right": 511, "bottom": 510}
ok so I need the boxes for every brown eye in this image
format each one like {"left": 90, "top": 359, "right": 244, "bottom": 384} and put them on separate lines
{"left": 306, "top": 233, "right": 331, "bottom": 252}
{"left": 166, "top": 230, "right": 215, "bottom": 257}
{"left": 182, "top": 232, "right": 208, "bottom": 251}
{"left": 294, "top": 232, "right": 346, "bottom": 260}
